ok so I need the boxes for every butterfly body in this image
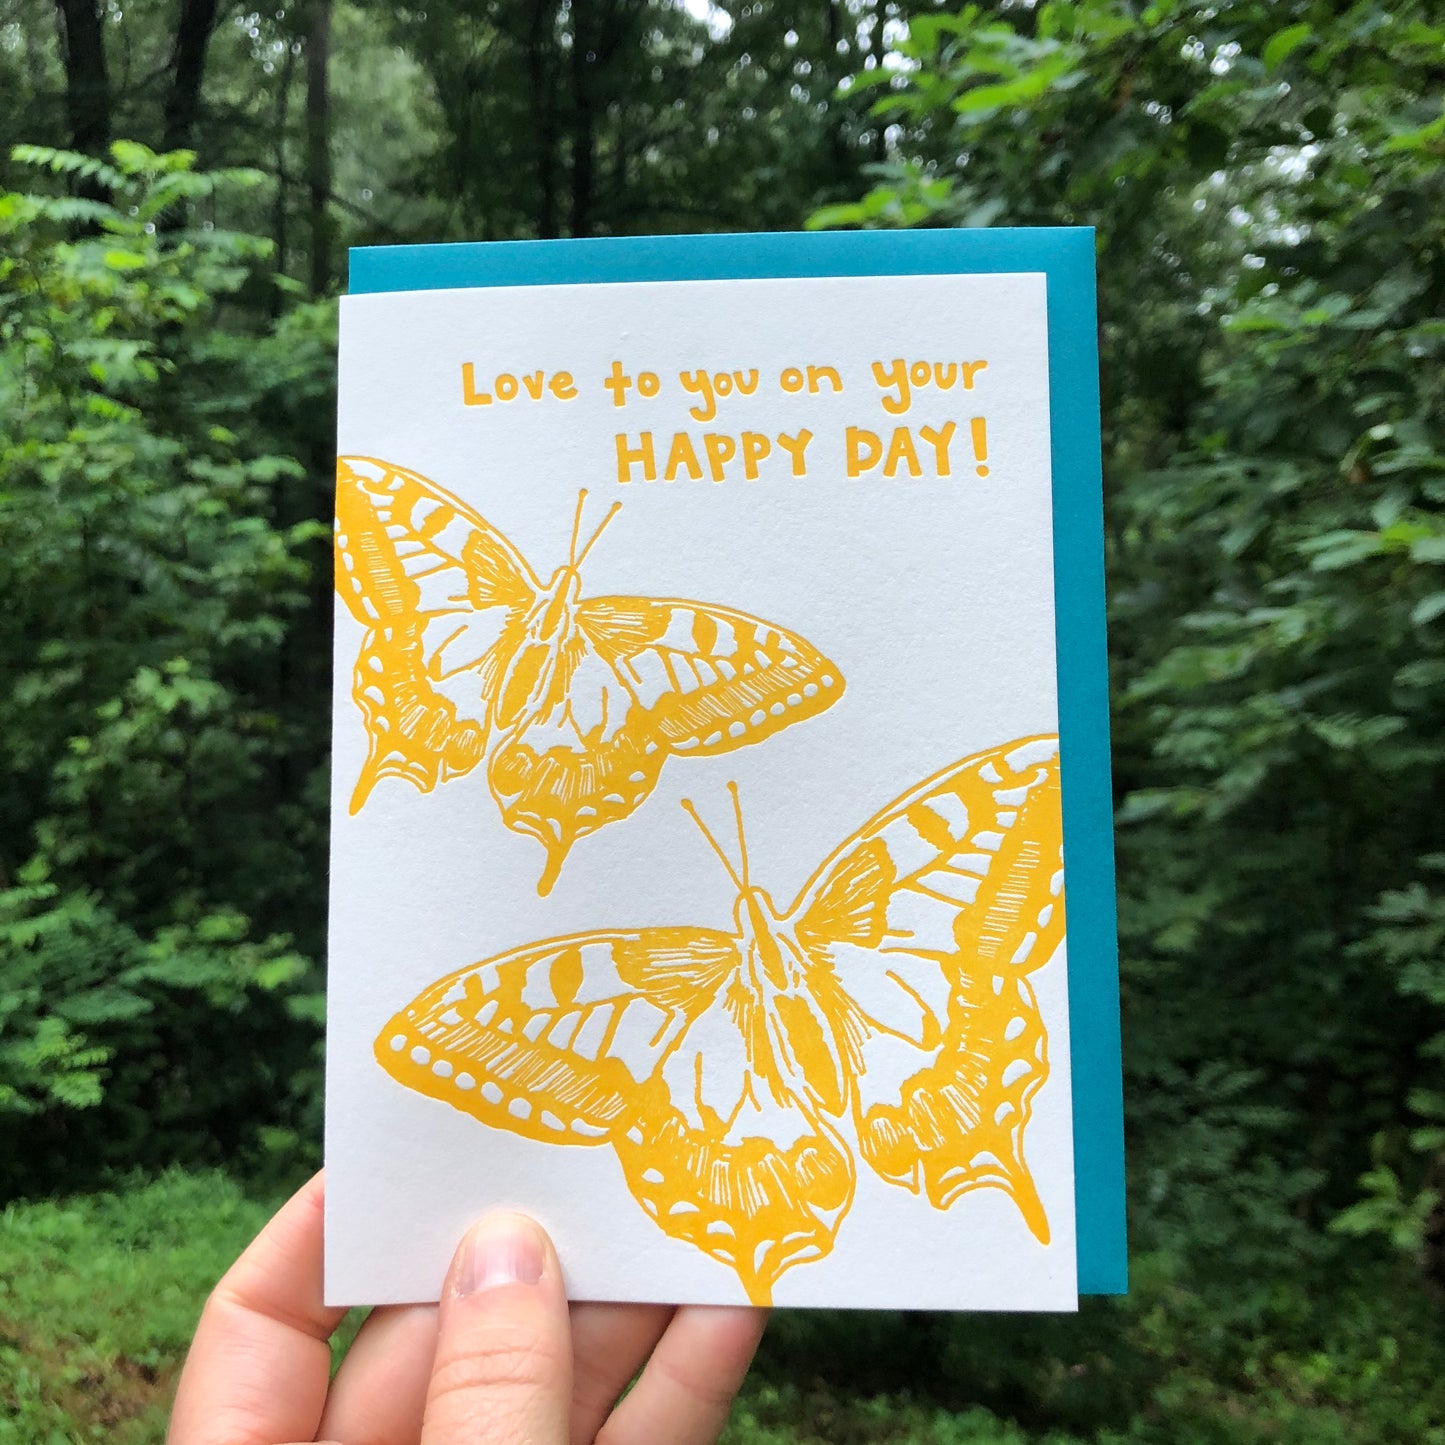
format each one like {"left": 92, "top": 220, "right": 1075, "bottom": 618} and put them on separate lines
{"left": 492, "top": 564, "right": 583, "bottom": 730}
{"left": 726, "top": 885, "right": 851, "bottom": 1120}
{"left": 335, "top": 456, "right": 844, "bottom": 893}
{"left": 377, "top": 736, "right": 1066, "bottom": 1304}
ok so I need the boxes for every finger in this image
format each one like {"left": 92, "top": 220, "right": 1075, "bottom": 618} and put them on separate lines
{"left": 596, "top": 1306, "right": 767, "bottom": 1445}
{"left": 568, "top": 1302, "right": 672, "bottom": 1442}
{"left": 169, "top": 1172, "right": 347, "bottom": 1445}
{"left": 421, "top": 1213, "right": 572, "bottom": 1445}
{"left": 318, "top": 1303, "right": 440, "bottom": 1445}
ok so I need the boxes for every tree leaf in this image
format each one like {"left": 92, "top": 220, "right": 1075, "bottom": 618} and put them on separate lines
{"left": 1261, "top": 23, "right": 1312, "bottom": 72}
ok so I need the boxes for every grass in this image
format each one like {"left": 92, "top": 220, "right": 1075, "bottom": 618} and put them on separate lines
{"left": 723, "top": 1387, "right": 1086, "bottom": 1444}
{"left": 0, "top": 1171, "right": 276, "bottom": 1444}
{"left": 2, "top": 1172, "right": 1441, "bottom": 1445}
{"left": 0, "top": 1170, "right": 1058, "bottom": 1445}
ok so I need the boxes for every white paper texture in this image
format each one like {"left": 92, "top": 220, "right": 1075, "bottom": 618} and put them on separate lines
{"left": 326, "top": 272, "right": 1077, "bottom": 1311}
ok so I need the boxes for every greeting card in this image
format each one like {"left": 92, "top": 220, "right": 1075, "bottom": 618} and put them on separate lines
{"left": 324, "top": 230, "right": 1124, "bottom": 1312}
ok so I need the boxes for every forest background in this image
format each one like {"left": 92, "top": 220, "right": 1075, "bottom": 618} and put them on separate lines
{"left": 1, "top": 1, "right": 1442, "bottom": 1441}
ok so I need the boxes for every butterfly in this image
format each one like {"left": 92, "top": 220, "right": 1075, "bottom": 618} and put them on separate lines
{"left": 334, "top": 456, "right": 845, "bottom": 895}
{"left": 375, "top": 734, "right": 1066, "bottom": 1305}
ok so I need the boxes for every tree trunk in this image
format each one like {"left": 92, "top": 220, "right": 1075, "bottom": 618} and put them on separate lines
{"left": 528, "top": 0, "right": 558, "bottom": 238}
{"left": 568, "top": 5, "right": 594, "bottom": 237}
{"left": 271, "top": 40, "right": 297, "bottom": 314}
{"left": 53, "top": 0, "right": 110, "bottom": 163}
{"left": 161, "top": 0, "right": 220, "bottom": 155}
{"left": 824, "top": 0, "right": 852, "bottom": 192}
{"left": 305, "top": 0, "right": 334, "bottom": 296}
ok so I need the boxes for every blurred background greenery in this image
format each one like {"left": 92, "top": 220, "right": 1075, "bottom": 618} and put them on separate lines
{"left": 1, "top": 1, "right": 1442, "bottom": 1440}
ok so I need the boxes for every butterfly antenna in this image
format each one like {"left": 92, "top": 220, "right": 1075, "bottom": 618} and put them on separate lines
{"left": 567, "top": 489, "right": 589, "bottom": 567}
{"left": 728, "top": 780, "right": 750, "bottom": 888}
{"left": 681, "top": 797, "right": 745, "bottom": 891}
{"left": 575, "top": 501, "right": 623, "bottom": 568}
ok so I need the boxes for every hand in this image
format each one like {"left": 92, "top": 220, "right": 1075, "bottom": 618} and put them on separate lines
{"left": 169, "top": 1172, "right": 766, "bottom": 1445}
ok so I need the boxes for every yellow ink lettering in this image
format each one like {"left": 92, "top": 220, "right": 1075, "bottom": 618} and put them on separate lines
{"left": 461, "top": 362, "right": 492, "bottom": 407}
{"left": 884, "top": 427, "right": 922, "bottom": 479}
{"left": 846, "top": 427, "right": 882, "bottom": 478}
{"left": 464, "top": 365, "right": 577, "bottom": 406}
{"left": 919, "top": 422, "right": 957, "bottom": 477}
{"left": 806, "top": 364, "right": 841, "bottom": 394}
{"left": 638, "top": 371, "right": 660, "bottom": 397}
{"left": 680, "top": 369, "right": 717, "bottom": 422}
{"left": 615, "top": 432, "right": 656, "bottom": 483}
{"left": 605, "top": 361, "right": 633, "bottom": 408}
{"left": 873, "top": 359, "right": 988, "bottom": 414}
{"left": 971, "top": 416, "right": 989, "bottom": 476}
{"left": 703, "top": 433, "right": 736, "bottom": 482}
{"left": 872, "top": 359, "right": 910, "bottom": 415}
{"left": 776, "top": 429, "right": 812, "bottom": 477}
{"left": 664, "top": 432, "right": 703, "bottom": 482}
{"left": 741, "top": 432, "right": 771, "bottom": 480}
{"left": 780, "top": 366, "right": 804, "bottom": 393}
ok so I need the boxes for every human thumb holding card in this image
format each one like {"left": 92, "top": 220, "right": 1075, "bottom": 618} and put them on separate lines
{"left": 426, "top": 1212, "right": 768, "bottom": 1445}
{"left": 423, "top": 1212, "right": 573, "bottom": 1444}
{"left": 169, "top": 1173, "right": 764, "bottom": 1445}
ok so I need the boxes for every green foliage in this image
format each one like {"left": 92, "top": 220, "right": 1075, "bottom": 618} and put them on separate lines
{"left": 0, "top": 1170, "right": 276, "bottom": 1445}
{"left": 2, "top": 1172, "right": 1439, "bottom": 1444}
{"left": 724, "top": 1387, "right": 1069, "bottom": 1444}
{"left": 386, "top": 0, "right": 896, "bottom": 239}
{"left": 2, "top": 3, "right": 1443, "bottom": 1442}
{"left": 801, "top": 0, "right": 1445, "bottom": 1435}
{"left": 0, "top": 143, "right": 332, "bottom": 1196}
{"left": 1333, "top": 855, "right": 1445, "bottom": 1265}
{"left": 812, "top": 0, "right": 1445, "bottom": 1280}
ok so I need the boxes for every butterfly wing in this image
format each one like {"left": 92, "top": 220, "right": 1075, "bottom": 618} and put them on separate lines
{"left": 335, "top": 457, "right": 538, "bottom": 813}
{"left": 580, "top": 597, "right": 844, "bottom": 755}
{"left": 485, "top": 636, "right": 666, "bottom": 897}
{"left": 485, "top": 597, "right": 845, "bottom": 896}
{"left": 610, "top": 942, "right": 855, "bottom": 1307}
{"left": 375, "top": 927, "right": 854, "bottom": 1305}
{"left": 788, "top": 736, "right": 1065, "bottom": 1242}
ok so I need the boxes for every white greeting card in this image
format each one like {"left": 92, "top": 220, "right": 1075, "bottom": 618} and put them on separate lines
{"left": 325, "top": 269, "right": 1077, "bottom": 1311}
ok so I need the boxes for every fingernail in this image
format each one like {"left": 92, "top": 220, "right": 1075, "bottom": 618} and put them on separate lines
{"left": 454, "top": 1213, "right": 546, "bottom": 1297}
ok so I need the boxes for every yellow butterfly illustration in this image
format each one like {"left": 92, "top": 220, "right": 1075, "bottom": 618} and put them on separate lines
{"left": 375, "top": 735, "right": 1065, "bottom": 1304}
{"left": 334, "top": 456, "right": 845, "bottom": 895}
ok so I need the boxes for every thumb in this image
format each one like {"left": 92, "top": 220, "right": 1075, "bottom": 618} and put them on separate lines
{"left": 422, "top": 1212, "right": 572, "bottom": 1445}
